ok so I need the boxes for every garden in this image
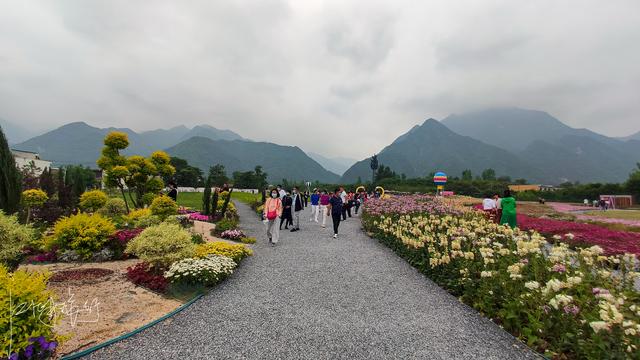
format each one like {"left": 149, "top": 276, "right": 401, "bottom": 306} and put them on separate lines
{"left": 362, "top": 195, "right": 640, "bottom": 359}
{"left": 1, "top": 131, "right": 254, "bottom": 359}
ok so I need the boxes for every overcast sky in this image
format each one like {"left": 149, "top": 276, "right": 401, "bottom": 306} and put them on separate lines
{"left": 1, "top": 1, "right": 639, "bottom": 159}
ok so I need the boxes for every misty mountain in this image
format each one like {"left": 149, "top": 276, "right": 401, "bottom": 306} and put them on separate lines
{"left": 178, "top": 124, "right": 244, "bottom": 142}
{"left": 341, "top": 119, "right": 538, "bottom": 183}
{"left": 620, "top": 131, "right": 640, "bottom": 141}
{"left": 167, "top": 137, "right": 340, "bottom": 183}
{"left": 306, "top": 152, "right": 356, "bottom": 176}
{"left": 13, "top": 122, "right": 245, "bottom": 167}
{"left": 0, "top": 118, "right": 40, "bottom": 144}
{"left": 440, "top": 107, "right": 639, "bottom": 183}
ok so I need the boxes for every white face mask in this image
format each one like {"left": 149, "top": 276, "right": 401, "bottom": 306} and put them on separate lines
{"left": 271, "top": 192, "right": 278, "bottom": 198}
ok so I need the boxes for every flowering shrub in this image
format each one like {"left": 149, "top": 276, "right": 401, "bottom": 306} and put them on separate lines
{"left": 364, "top": 194, "right": 466, "bottom": 217}
{"left": 188, "top": 212, "right": 211, "bottom": 222}
{"left": 126, "top": 262, "right": 168, "bottom": 293}
{"left": 49, "top": 213, "right": 116, "bottom": 260}
{"left": 194, "top": 241, "right": 253, "bottom": 263}
{"left": 0, "top": 265, "right": 59, "bottom": 358}
{"left": 25, "top": 248, "right": 58, "bottom": 264}
{"left": 79, "top": 190, "right": 109, "bottom": 212}
{"left": 7, "top": 336, "right": 57, "bottom": 360}
{"left": 518, "top": 214, "right": 640, "bottom": 255}
{"left": 108, "top": 228, "right": 143, "bottom": 259}
{"left": 220, "top": 229, "right": 245, "bottom": 241}
{"left": 164, "top": 255, "right": 236, "bottom": 286}
{"left": 125, "top": 223, "right": 195, "bottom": 269}
{"left": 211, "top": 218, "right": 238, "bottom": 235}
{"left": 363, "top": 195, "right": 640, "bottom": 358}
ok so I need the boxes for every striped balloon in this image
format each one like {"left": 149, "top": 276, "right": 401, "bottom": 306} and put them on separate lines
{"left": 433, "top": 171, "right": 448, "bottom": 185}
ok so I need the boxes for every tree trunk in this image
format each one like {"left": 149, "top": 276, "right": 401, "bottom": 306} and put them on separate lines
{"left": 120, "top": 186, "right": 130, "bottom": 213}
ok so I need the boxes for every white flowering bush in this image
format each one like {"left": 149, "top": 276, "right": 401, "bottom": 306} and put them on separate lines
{"left": 164, "top": 255, "right": 236, "bottom": 286}
{"left": 363, "top": 196, "right": 640, "bottom": 358}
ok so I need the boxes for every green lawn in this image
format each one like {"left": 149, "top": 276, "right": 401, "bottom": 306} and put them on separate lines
{"left": 584, "top": 210, "right": 640, "bottom": 221}
{"left": 109, "top": 190, "right": 260, "bottom": 211}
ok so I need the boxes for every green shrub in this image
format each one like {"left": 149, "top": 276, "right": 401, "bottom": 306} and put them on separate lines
{"left": 240, "top": 237, "right": 256, "bottom": 244}
{"left": 0, "top": 211, "right": 36, "bottom": 269}
{"left": 0, "top": 265, "right": 59, "bottom": 356}
{"left": 125, "top": 223, "right": 195, "bottom": 269}
{"left": 50, "top": 213, "right": 116, "bottom": 259}
{"left": 212, "top": 218, "right": 238, "bottom": 235}
{"left": 149, "top": 195, "right": 178, "bottom": 220}
{"left": 123, "top": 208, "right": 161, "bottom": 228}
{"left": 191, "top": 233, "right": 205, "bottom": 244}
{"left": 98, "top": 198, "right": 127, "bottom": 217}
{"left": 79, "top": 190, "right": 109, "bottom": 212}
{"left": 141, "top": 193, "right": 157, "bottom": 207}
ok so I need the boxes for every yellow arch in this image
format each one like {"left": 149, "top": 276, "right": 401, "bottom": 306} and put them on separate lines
{"left": 375, "top": 186, "right": 385, "bottom": 198}
{"left": 356, "top": 186, "right": 366, "bottom": 193}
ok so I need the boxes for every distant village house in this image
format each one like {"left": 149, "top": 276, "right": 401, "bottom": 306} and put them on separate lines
{"left": 11, "top": 149, "right": 53, "bottom": 175}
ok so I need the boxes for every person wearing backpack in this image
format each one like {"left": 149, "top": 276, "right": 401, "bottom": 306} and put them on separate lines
{"left": 263, "top": 189, "right": 283, "bottom": 245}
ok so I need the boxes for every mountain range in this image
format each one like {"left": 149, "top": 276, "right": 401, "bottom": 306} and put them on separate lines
{"left": 10, "top": 121, "right": 338, "bottom": 184}
{"left": 342, "top": 108, "right": 640, "bottom": 184}
{"left": 6, "top": 107, "right": 640, "bottom": 185}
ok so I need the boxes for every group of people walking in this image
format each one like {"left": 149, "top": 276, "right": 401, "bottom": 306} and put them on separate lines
{"left": 262, "top": 186, "right": 367, "bottom": 245}
{"left": 482, "top": 190, "right": 517, "bottom": 228}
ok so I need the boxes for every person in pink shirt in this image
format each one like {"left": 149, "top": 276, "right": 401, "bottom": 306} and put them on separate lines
{"left": 319, "top": 189, "right": 331, "bottom": 228}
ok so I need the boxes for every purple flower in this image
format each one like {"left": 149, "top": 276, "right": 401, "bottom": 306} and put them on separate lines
{"left": 24, "top": 345, "right": 34, "bottom": 358}
{"left": 9, "top": 353, "right": 18, "bottom": 360}
{"left": 563, "top": 305, "right": 580, "bottom": 315}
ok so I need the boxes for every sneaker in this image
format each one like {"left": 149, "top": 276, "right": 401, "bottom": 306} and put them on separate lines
{"left": 322, "top": 224, "right": 326, "bottom": 228}
{"left": 290, "top": 228, "right": 297, "bottom": 232}
{"left": 333, "top": 234, "right": 338, "bottom": 239}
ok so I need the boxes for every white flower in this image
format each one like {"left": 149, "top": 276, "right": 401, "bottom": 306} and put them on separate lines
{"left": 524, "top": 281, "right": 539, "bottom": 290}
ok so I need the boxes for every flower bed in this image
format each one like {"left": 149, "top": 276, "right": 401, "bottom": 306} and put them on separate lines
{"left": 363, "top": 195, "right": 640, "bottom": 358}
{"left": 220, "top": 229, "right": 245, "bottom": 241}
{"left": 518, "top": 214, "right": 640, "bottom": 255}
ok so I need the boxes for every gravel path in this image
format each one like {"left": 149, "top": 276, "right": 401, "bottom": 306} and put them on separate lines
{"left": 89, "top": 202, "right": 538, "bottom": 359}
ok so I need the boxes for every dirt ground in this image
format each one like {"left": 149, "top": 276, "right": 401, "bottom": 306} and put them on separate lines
{"left": 19, "top": 260, "right": 182, "bottom": 358}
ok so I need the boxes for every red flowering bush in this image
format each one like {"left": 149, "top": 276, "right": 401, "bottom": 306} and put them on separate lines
{"left": 108, "top": 228, "right": 143, "bottom": 259}
{"left": 518, "top": 214, "right": 640, "bottom": 255}
{"left": 125, "top": 262, "right": 168, "bottom": 293}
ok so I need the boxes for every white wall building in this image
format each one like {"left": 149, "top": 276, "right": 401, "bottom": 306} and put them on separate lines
{"left": 11, "top": 149, "right": 53, "bottom": 175}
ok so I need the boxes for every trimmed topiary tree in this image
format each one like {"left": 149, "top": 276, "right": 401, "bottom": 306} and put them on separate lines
{"left": 21, "top": 188, "right": 48, "bottom": 224}
{"left": 0, "top": 126, "right": 21, "bottom": 214}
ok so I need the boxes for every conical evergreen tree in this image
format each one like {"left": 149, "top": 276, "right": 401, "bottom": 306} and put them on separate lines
{"left": 0, "top": 126, "right": 22, "bottom": 214}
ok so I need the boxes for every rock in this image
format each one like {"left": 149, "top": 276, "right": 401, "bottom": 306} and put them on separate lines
{"left": 92, "top": 248, "right": 114, "bottom": 262}
{"left": 58, "top": 250, "right": 81, "bottom": 262}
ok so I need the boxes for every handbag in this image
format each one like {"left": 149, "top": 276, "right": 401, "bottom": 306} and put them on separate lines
{"left": 266, "top": 199, "right": 278, "bottom": 220}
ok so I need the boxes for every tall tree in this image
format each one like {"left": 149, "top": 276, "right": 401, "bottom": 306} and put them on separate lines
{"left": 208, "top": 164, "right": 229, "bottom": 187}
{"left": 370, "top": 154, "right": 379, "bottom": 183}
{"left": 481, "top": 168, "right": 497, "bottom": 181}
{"left": 461, "top": 169, "right": 473, "bottom": 181}
{"left": 202, "top": 176, "right": 212, "bottom": 215}
{"left": 0, "top": 126, "right": 21, "bottom": 214}
{"left": 97, "top": 131, "right": 175, "bottom": 210}
{"left": 627, "top": 163, "right": 640, "bottom": 201}
{"left": 38, "top": 167, "right": 56, "bottom": 196}
{"left": 167, "top": 157, "right": 204, "bottom": 187}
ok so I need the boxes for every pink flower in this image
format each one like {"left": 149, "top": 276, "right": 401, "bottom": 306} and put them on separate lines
{"left": 552, "top": 263, "right": 567, "bottom": 273}
{"left": 563, "top": 305, "right": 580, "bottom": 315}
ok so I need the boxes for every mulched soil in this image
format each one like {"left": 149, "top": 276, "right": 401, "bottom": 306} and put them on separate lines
{"left": 49, "top": 268, "right": 114, "bottom": 282}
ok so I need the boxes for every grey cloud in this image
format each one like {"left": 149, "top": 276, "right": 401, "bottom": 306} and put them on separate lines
{"left": 0, "top": 0, "right": 640, "bottom": 159}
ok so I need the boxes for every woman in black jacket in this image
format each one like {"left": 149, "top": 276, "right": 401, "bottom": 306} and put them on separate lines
{"left": 280, "top": 192, "right": 293, "bottom": 230}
